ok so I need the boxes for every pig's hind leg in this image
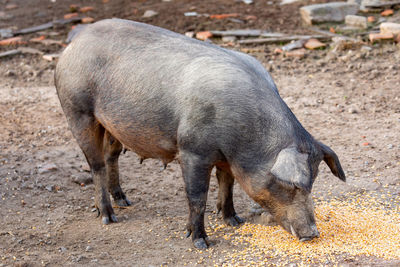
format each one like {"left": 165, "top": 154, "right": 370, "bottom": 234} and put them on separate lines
{"left": 66, "top": 113, "right": 118, "bottom": 225}
{"left": 103, "top": 131, "right": 131, "bottom": 207}
{"left": 216, "top": 168, "right": 244, "bottom": 226}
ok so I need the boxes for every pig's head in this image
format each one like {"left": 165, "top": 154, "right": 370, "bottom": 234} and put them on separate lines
{"left": 250, "top": 142, "right": 345, "bottom": 241}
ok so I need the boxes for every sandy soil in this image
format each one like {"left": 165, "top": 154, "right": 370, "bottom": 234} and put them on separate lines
{"left": 1, "top": 0, "right": 400, "bottom": 266}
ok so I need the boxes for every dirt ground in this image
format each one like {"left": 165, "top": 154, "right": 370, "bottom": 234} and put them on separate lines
{"left": 1, "top": 0, "right": 400, "bottom": 266}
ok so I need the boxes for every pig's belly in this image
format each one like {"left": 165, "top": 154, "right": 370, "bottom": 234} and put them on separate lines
{"left": 96, "top": 113, "right": 178, "bottom": 163}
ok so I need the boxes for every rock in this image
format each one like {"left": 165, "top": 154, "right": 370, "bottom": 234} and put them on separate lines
{"left": 285, "top": 48, "right": 307, "bottom": 58}
{"left": 331, "top": 37, "right": 364, "bottom": 52}
{"left": 59, "top": 247, "right": 67, "bottom": 253}
{"left": 369, "top": 32, "right": 393, "bottom": 43}
{"left": 380, "top": 22, "right": 400, "bottom": 36}
{"left": 345, "top": 15, "right": 367, "bottom": 28}
{"left": 242, "top": 0, "right": 253, "bottom": 4}
{"left": 281, "top": 0, "right": 300, "bottom": 5}
{"left": 5, "top": 4, "right": 18, "bottom": 10}
{"left": 184, "top": 31, "right": 194, "bottom": 38}
{"left": 222, "top": 36, "right": 237, "bottom": 42}
{"left": 0, "top": 29, "right": 13, "bottom": 38}
{"left": 282, "top": 39, "right": 307, "bottom": 51}
{"left": 367, "top": 16, "right": 376, "bottom": 22}
{"left": 85, "top": 245, "right": 93, "bottom": 252}
{"left": 0, "top": 49, "right": 20, "bottom": 58}
{"left": 142, "top": 10, "right": 158, "bottom": 18}
{"left": 18, "top": 47, "right": 43, "bottom": 55}
{"left": 361, "top": 45, "right": 372, "bottom": 52}
{"left": 42, "top": 54, "right": 60, "bottom": 61}
{"left": 196, "top": 31, "right": 213, "bottom": 40}
{"left": 300, "top": 2, "right": 359, "bottom": 25}
{"left": 381, "top": 9, "right": 393, "bottom": 16}
{"left": 184, "top": 12, "right": 199, "bottom": 17}
{"left": 81, "top": 17, "right": 94, "bottom": 24}
{"left": 38, "top": 163, "right": 58, "bottom": 174}
{"left": 64, "top": 13, "right": 78, "bottom": 19}
{"left": 79, "top": 6, "right": 94, "bottom": 13}
{"left": 304, "top": 38, "right": 326, "bottom": 49}
{"left": 0, "top": 11, "right": 14, "bottom": 21}
{"left": 45, "top": 185, "right": 54, "bottom": 192}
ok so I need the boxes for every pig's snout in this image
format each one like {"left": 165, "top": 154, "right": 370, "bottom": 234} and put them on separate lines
{"left": 290, "top": 223, "right": 320, "bottom": 242}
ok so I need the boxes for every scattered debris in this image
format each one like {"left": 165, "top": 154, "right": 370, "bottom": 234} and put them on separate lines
{"left": 5, "top": 4, "right": 18, "bottom": 10}
{"left": 210, "top": 29, "right": 263, "bottom": 37}
{"left": 79, "top": 6, "right": 94, "bottom": 13}
{"left": 0, "top": 28, "right": 13, "bottom": 38}
{"left": 380, "top": 22, "right": 400, "bottom": 36}
{"left": 38, "top": 163, "right": 58, "bottom": 174}
{"left": 345, "top": 15, "right": 368, "bottom": 29}
{"left": 0, "top": 11, "right": 14, "bottom": 21}
{"left": 184, "top": 31, "right": 194, "bottom": 38}
{"left": 285, "top": 48, "right": 307, "bottom": 58}
{"left": 30, "top": 37, "right": 63, "bottom": 46}
{"left": 18, "top": 47, "right": 43, "bottom": 55}
{"left": 381, "top": 9, "right": 394, "bottom": 16}
{"left": 13, "top": 17, "right": 82, "bottom": 35}
{"left": 184, "top": 12, "right": 199, "bottom": 17}
{"left": 242, "top": 0, "right": 253, "bottom": 4}
{"left": 81, "top": 17, "right": 94, "bottom": 24}
{"left": 42, "top": 54, "right": 60, "bottom": 61}
{"left": 369, "top": 32, "right": 394, "bottom": 42}
{"left": 281, "top": 0, "right": 300, "bottom": 5}
{"left": 64, "top": 13, "right": 78, "bottom": 19}
{"left": 300, "top": 2, "right": 359, "bottom": 25}
{"left": 142, "top": 10, "right": 158, "bottom": 18}
{"left": 238, "top": 35, "right": 329, "bottom": 45}
{"left": 196, "top": 31, "right": 213, "bottom": 40}
{"left": 304, "top": 38, "right": 327, "bottom": 49}
{"left": 0, "top": 49, "right": 21, "bottom": 58}
{"left": 222, "top": 36, "right": 237, "bottom": 42}
{"left": 0, "top": 37, "right": 25, "bottom": 46}
{"left": 210, "top": 13, "right": 239, "bottom": 19}
{"left": 282, "top": 39, "right": 307, "bottom": 51}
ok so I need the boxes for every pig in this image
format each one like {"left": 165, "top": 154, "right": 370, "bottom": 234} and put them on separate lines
{"left": 55, "top": 19, "right": 345, "bottom": 249}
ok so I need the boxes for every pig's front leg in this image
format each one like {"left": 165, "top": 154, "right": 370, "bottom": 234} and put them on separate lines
{"left": 179, "top": 151, "right": 213, "bottom": 249}
{"left": 216, "top": 168, "right": 244, "bottom": 226}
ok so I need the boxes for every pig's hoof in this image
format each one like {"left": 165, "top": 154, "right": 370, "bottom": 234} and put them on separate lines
{"left": 193, "top": 238, "right": 208, "bottom": 249}
{"left": 116, "top": 198, "right": 131, "bottom": 207}
{"left": 225, "top": 215, "right": 244, "bottom": 226}
{"left": 102, "top": 214, "right": 118, "bottom": 225}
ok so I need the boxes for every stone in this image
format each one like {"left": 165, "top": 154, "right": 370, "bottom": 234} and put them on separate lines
{"left": 222, "top": 36, "right": 237, "bottom": 42}
{"left": 367, "top": 16, "right": 375, "bottom": 22}
{"left": 184, "top": 31, "right": 194, "bottom": 38}
{"left": 304, "top": 38, "right": 326, "bottom": 49}
{"left": 0, "top": 29, "right": 13, "bottom": 38}
{"left": 142, "top": 10, "right": 158, "bottom": 18}
{"left": 380, "top": 22, "right": 400, "bottom": 36}
{"left": 81, "top": 17, "right": 94, "bottom": 24}
{"left": 79, "top": 6, "right": 94, "bottom": 13}
{"left": 300, "top": 2, "right": 359, "bottom": 25}
{"left": 282, "top": 39, "right": 307, "bottom": 51}
{"left": 281, "top": 0, "right": 300, "bottom": 5}
{"left": 196, "top": 31, "right": 213, "bottom": 40}
{"left": 0, "top": 11, "right": 14, "bottom": 21}
{"left": 285, "top": 48, "right": 307, "bottom": 58}
{"left": 64, "top": 13, "right": 78, "bottom": 19}
{"left": 345, "top": 15, "right": 367, "bottom": 29}
{"left": 381, "top": 9, "right": 393, "bottom": 16}
{"left": 369, "top": 32, "right": 393, "bottom": 43}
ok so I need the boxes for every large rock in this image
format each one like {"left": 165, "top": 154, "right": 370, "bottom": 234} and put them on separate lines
{"left": 300, "top": 2, "right": 359, "bottom": 25}
{"left": 345, "top": 15, "right": 367, "bottom": 28}
{"left": 380, "top": 22, "right": 400, "bottom": 36}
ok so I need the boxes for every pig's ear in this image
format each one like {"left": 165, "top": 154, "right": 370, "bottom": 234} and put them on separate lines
{"left": 270, "top": 147, "right": 312, "bottom": 192}
{"left": 319, "top": 142, "right": 346, "bottom": 182}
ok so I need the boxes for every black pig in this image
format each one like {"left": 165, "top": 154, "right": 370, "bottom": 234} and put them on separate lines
{"left": 55, "top": 19, "right": 345, "bottom": 249}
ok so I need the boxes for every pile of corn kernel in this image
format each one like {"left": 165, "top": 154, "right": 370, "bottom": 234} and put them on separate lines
{"left": 216, "top": 192, "right": 400, "bottom": 266}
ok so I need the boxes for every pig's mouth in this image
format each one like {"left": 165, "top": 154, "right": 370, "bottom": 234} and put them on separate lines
{"left": 288, "top": 224, "right": 320, "bottom": 242}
